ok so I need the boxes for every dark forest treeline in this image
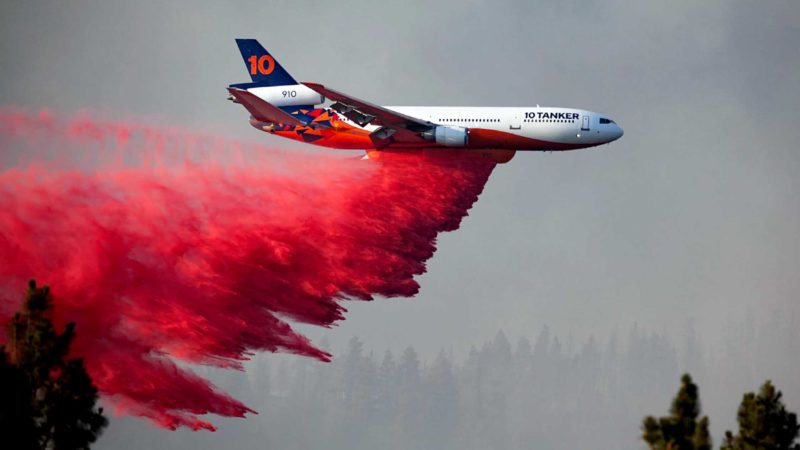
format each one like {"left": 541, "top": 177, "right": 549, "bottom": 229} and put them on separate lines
{"left": 211, "top": 315, "right": 798, "bottom": 450}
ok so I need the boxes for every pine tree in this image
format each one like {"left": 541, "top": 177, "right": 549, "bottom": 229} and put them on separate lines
{"left": 0, "top": 349, "right": 38, "bottom": 449}
{"left": 721, "top": 381, "right": 800, "bottom": 450}
{"left": 642, "top": 373, "right": 712, "bottom": 450}
{"left": 0, "top": 280, "right": 108, "bottom": 450}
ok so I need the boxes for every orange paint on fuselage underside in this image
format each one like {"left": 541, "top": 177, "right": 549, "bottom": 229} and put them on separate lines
{"left": 272, "top": 126, "right": 376, "bottom": 149}
{"left": 270, "top": 113, "right": 593, "bottom": 151}
{"left": 467, "top": 129, "right": 592, "bottom": 151}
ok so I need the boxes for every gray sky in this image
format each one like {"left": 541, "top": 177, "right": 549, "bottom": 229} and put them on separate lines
{"left": 2, "top": 0, "right": 799, "bottom": 446}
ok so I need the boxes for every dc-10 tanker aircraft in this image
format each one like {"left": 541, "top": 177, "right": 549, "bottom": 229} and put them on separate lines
{"left": 227, "top": 39, "right": 623, "bottom": 163}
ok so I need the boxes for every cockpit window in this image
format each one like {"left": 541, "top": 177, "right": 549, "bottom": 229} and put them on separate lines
{"left": 599, "top": 118, "right": 616, "bottom": 124}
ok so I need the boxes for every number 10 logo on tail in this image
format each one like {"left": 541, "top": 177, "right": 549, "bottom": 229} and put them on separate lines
{"left": 248, "top": 55, "right": 275, "bottom": 76}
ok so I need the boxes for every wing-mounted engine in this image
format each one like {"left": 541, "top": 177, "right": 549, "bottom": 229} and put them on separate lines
{"left": 421, "top": 126, "right": 469, "bottom": 147}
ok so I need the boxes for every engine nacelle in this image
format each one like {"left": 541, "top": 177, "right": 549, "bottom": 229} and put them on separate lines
{"left": 423, "top": 126, "right": 469, "bottom": 147}
{"left": 247, "top": 84, "right": 325, "bottom": 108}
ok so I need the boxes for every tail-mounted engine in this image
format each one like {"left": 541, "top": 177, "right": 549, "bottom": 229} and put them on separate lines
{"left": 242, "top": 84, "right": 325, "bottom": 108}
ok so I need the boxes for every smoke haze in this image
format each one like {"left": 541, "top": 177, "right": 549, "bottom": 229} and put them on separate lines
{"left": 1, "top": 0, "right": 799, "bottom": 448}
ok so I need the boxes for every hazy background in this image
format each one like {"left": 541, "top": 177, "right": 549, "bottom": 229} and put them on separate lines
{"left": 1, "top": 0, "right": 798, "bottom": 448}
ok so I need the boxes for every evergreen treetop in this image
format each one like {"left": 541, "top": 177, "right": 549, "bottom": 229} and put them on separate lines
{"left": 642, "top": 373, "right": 712, "bottom": 450}
{"left": 1, "top": 280, "right": 108, "bottom": 450}
{"left": 721, "top": 380, "right": 800, "bottom": 450}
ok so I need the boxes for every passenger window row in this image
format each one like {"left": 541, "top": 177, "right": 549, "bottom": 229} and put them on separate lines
{"left": 439, "top": 118, "right": 499, "bottom": 123}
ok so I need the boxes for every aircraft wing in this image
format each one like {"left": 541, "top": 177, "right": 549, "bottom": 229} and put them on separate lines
{"left": 227, "top": 87, "right": 306, "bottom": 126}
{"left": 303, "top": 82, "right": 433, "bottom": 146}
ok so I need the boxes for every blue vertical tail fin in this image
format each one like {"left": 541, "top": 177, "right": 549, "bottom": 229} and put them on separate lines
{"left": 235, "top": 39, "right": 298, "bottom": 86}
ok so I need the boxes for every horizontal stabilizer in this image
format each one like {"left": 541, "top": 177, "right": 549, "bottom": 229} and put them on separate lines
{"left": 227, "top": 88, "right": 305, "bottom": 126}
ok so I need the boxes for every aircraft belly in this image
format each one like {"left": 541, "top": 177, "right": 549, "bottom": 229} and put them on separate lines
{"left": 468, "top": 129, "right": 592, "bottom": 151}
{"left": 272, "top": 126, "right": 373, "bottom": 149}
{"left": 318, "top": 132, "right": 374, "bottom": 149}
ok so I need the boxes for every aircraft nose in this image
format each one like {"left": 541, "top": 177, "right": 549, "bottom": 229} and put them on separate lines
{"left": 613, "top": 124, "right": 624, "bottom": 141}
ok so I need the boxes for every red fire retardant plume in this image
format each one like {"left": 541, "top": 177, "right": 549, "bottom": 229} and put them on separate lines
{"left": 0, "top": 108, "right": 495, "bottom": 430}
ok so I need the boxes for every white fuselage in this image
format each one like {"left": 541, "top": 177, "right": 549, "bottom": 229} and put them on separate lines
{"left": 389, "top": 106, "right": 623, "bottom": 149}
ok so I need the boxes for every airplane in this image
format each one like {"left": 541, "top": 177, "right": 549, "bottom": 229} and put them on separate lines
{"left": 227, "top": 39, "right": 623, "bottom": 164}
